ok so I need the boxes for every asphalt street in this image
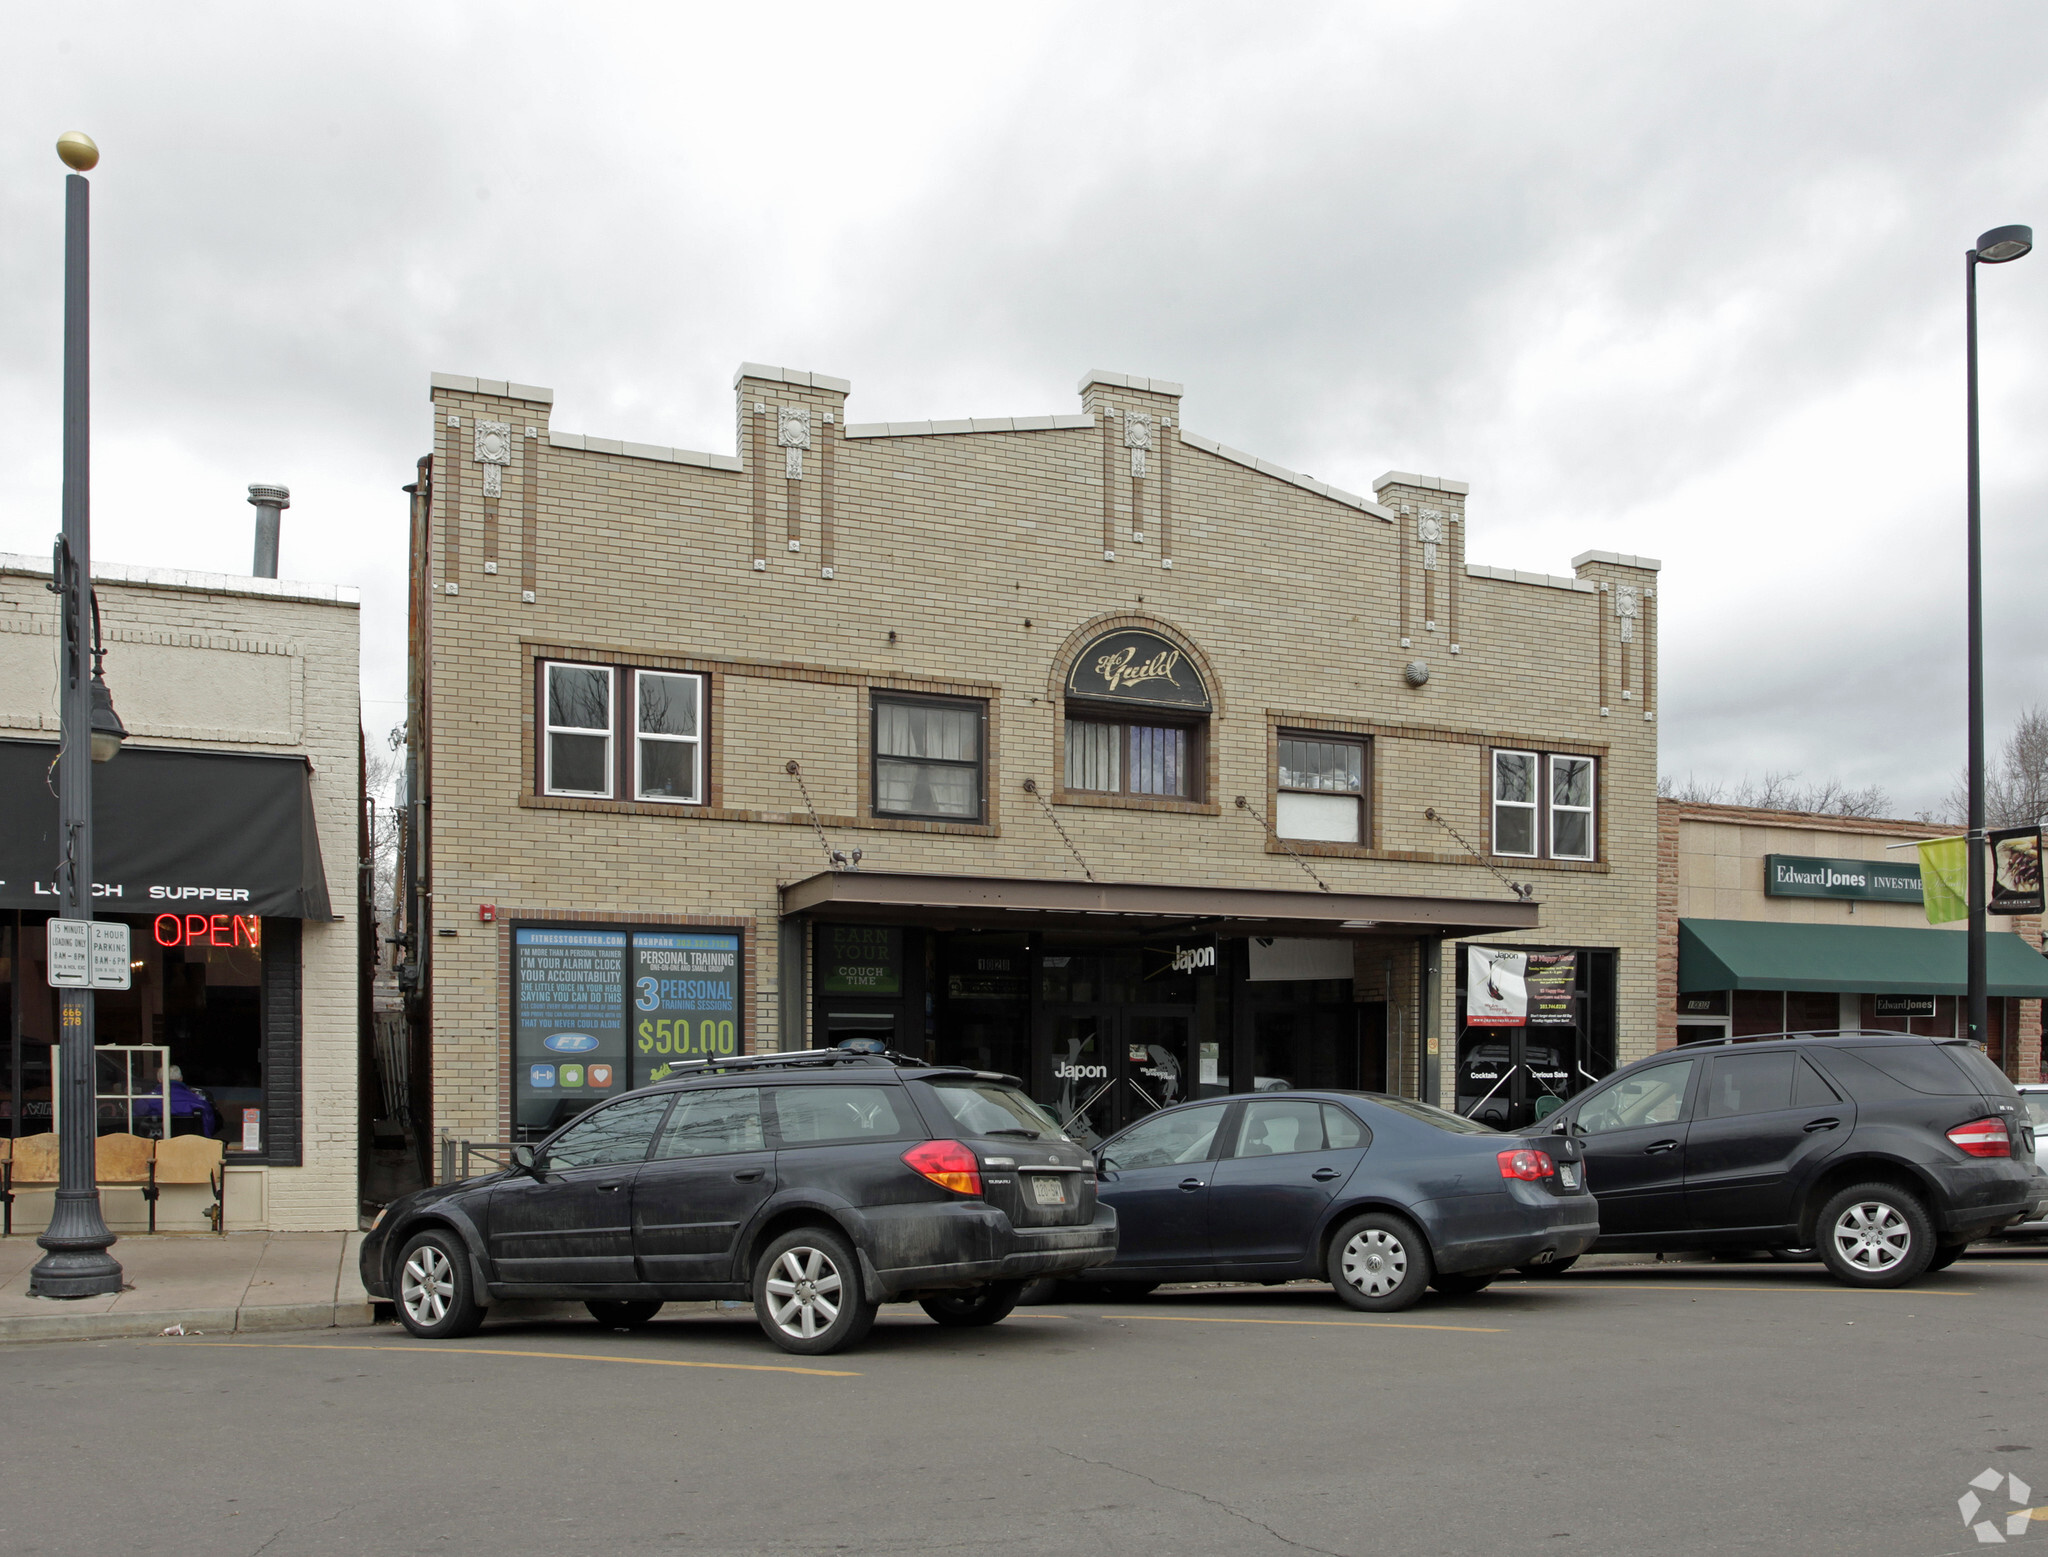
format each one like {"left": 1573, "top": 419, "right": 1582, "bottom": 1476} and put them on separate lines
{"left": 7, "top": 1253, "right": 2047, "bottom": 1557}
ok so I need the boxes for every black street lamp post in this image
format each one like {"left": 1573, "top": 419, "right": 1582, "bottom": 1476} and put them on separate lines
{"left": 1964, "top": 223, "right": 2032, "bottom": 1056}
{"left": 29, "top": 133, "right": 125, "bottom": 1299}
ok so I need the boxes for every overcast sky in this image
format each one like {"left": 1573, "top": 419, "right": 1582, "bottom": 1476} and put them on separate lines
{"left": 4, "top": 3, "right": 2045, "bottom": 817}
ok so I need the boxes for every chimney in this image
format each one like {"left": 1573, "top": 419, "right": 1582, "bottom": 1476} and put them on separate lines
{"left": 248, "top": 484, "right": 289, "bottom": 578}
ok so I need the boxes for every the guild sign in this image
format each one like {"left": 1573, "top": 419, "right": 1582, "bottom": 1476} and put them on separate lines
{"left": 1054, "top": 1061, "right": 1108, "bottom": 1081}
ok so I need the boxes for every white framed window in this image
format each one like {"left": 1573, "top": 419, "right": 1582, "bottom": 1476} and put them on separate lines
{"left": 634, "top": 670, "right": 704, "bottom": 804}
{"left": 544, "top": 662, "right": 613, "bottom": 797}
{"left": 1276, "top": 735, "right": 1366, "bottom": 843}
{"left": 1491, "top": 749, "right": 1538, "bottom": 857}
{"left": 1550, "top": 755, "right": 1596, "bottom": 860}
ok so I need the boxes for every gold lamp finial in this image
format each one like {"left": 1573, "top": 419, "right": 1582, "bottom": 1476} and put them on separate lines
{"left": 56, "top": 132, "right": 100, "bottom": 172}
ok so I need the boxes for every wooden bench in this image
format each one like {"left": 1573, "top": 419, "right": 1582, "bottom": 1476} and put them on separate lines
{"left": 2, "top": 1133, "right": 226, "bottom": 1235}
{"left": 153, "top": 1135, "right": 226, "bottom": 1234}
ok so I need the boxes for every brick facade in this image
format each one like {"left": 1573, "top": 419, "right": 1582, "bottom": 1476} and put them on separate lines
{"left": 416, "top": 365, "right": 1664, "bottom": 1146}
{"left": 1657, "top": 799, "right": 2044, "bottom": 1079}
{"left": 0, "top": 556, "right": 362, "bottom": 1230}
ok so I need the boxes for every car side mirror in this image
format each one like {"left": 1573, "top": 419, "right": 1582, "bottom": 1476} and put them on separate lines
{"left": 513, "top": 1144, "right": 539, "bottom": 1175}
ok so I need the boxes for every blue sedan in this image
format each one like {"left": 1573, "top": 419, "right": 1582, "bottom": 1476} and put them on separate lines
{"left": 1086, "top": 1091, "right": 1599, "bottom": 1310}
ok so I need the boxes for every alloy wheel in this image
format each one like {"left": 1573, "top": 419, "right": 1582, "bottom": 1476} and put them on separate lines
{"left": 765, "top": 1245, "right": 844, "bottom": 1340}
{"left": 401, "top": 1244, "right": 455, "bottom": 1327}
{"left": 1832, "top": 1200, "right": 1912, "bottom": 1274}
{"left": 1341, "top": 1228, "right": 1410, "bottom": 1297}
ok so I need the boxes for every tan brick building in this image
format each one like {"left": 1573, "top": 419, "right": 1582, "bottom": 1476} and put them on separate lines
{"left": 406, "top": 364, "right": 1665, "bottom": 1154}
{"left": 1658, "top": 800, "right": 2047, "bottom": 1079}
{"left": 1, "top": 552, "right": 361, "bottom": 1231}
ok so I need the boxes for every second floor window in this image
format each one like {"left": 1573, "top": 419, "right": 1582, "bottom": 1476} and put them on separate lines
{"left": 1065, "top": 718, "right": 1194, "bottom": 799}
{"left": 1277, "top": 735, "right": 1367, "bottom": 843}
{"left": 1492, "top": 749, "right": 1596, "bottom": 861}
{"left": 634, "top": 671, "right": 702, "bottom": 803}
{"left": 541, "top": 660, "right": 707, "bottom": 803}
{"left": 874, "top": 695, "right": 984, "bottom": 821}
{"left": 545, "top": 663, "right": 613, "bottom": 796}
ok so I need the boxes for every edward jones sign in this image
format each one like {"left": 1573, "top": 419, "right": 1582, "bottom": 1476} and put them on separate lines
{"left": 1765, "top": 854, "right": 1923, "bottom": 903}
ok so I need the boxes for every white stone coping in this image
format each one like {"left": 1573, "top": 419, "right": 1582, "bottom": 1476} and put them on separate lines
{"left": 1464, "top": 562, "right": 1598, "bottom": 594}
{"left": 1178, "top": 431, "right": 1395, "bottom": 520}
{"left": 546, "top": 431, "right": 742, "bottom": 472}
{"left": 1571, "top": 548, "right": 1663, "bottom": 572}
{"left": 0, "top": 553, "right": 360, "bottom": 606}
{"left": 1373, "top": 470, "right": 1471, "bottom": 496}
{"left": 430, "top": 372, "right": 554, "bottom": 405}
{"left": 1079, "top": 368, "right": 1185, "bottom": 397}
{"left": 843, "top": 414, "right": 1095, "bottom": 439}
{"left": 734, "top": 362, "right": 853, "bottom": 394}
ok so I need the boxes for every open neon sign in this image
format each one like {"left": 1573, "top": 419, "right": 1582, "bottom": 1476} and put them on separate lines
{"left": 153, "top": 913, "right": 262, "bottom": 950}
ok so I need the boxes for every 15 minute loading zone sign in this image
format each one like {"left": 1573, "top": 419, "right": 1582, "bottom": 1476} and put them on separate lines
{"left": 45, "top": 918, "right": 133, "bottom": 990}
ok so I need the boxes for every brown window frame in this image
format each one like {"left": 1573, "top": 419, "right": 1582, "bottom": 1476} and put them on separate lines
{"left": 1274, "top": 730, "right": 1370, "bottom": 845}
{"left": 870, "top": 691, "right": 989, "bottom": 824}
{"left": 1062, "top": 705, "right": 1207, "bottom": 802}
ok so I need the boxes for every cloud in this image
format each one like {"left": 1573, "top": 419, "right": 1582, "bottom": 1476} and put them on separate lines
{"left": 3, "top": 1, "right": 2045, "bottom": 810}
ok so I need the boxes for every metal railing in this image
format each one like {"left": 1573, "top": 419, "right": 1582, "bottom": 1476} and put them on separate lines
{"left": 438, "top": 1136, "right": 516, "bottom": 1182}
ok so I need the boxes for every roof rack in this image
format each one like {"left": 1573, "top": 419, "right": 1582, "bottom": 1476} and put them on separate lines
{"left": 1676, "top": 1028, "right": 1982, "bottom": 1050}
{"left": 654, "top": 1047, "right": 939, "bottom": 1079}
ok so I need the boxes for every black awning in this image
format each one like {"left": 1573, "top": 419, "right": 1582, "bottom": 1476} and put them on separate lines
{"left": 0, "top": 739, "right": 334, "bottom": 919}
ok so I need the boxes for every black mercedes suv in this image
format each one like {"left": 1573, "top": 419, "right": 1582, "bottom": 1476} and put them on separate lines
{"left": 1537, "top": 1031, "right": 2032, "bottom": 1286}
{"left": 360, "top": 1052, "right": 1117, "bottom": 1354}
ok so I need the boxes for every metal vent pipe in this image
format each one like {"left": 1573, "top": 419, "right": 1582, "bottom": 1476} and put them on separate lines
{"left": 248, "top": 483, "right": 289, "bottom": 577}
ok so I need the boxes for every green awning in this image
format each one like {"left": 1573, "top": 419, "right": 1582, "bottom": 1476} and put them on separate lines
{"left": 1679, "top": 918, "right": 2048, "bottom": 997}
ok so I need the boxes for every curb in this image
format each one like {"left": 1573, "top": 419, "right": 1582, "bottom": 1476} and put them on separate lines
{"left": 0, "top": 1301, "right": 378, "bottom": 1346}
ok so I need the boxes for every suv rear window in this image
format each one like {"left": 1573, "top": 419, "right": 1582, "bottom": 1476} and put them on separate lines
{"left": 770, "top": 1084, "right": 912, "bottom": 1144}
{"left": 923, "top": 1079, "right": 1072, "bottom": 1142}
{"left": 1946, "top": 1045, "right": 2023, "bottom": 1103}
{"left": 1838, "top": 1044, "right": 1975, "bottom": 1096}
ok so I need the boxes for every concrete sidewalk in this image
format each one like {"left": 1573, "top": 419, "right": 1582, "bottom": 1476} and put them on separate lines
{"left": 0, "top": 1232, "right": 374, "bottom": 1344}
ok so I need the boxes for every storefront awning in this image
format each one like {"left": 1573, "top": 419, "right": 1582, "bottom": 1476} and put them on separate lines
{"left": 780, "top": 870, "right": 1540, "bottom": 939}
{"left": 1678, "top": 917, "right": 2048, "bottom": 997}
{"left": 0, "top": 738, "right": 334, "bottom": 919}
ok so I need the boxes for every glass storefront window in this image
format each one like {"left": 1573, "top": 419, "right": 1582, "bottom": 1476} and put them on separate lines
{"left": 5, "top": 912, "right": 268, "bottom": 1150}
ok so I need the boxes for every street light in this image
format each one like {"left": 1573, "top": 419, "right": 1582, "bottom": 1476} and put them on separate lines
{"left": 29, "top": 131, "right": 123, "bottom": 1299}
{"left": 1964, "top": 222, "right": 2031, "bottom": 1062}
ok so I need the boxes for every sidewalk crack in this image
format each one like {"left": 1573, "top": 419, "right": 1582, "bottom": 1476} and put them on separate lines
{"left": 1046, "top": 1446, "right": 1348, "bottom": 1557}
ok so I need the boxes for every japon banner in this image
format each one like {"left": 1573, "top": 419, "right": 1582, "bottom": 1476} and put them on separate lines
{"left": 1467, "top": 947, "right": 1528, "bottom": 1026}
{"left": 1989, "top": 826, "right": 2045, "bottom": 916}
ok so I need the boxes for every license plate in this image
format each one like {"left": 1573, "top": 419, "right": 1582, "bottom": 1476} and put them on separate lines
{"left": 1559, "top": 1163, "right": 1581, "bottom": 1190}
{"left": 1030, "top": 1175, "right": 1069, "bottom": 1206}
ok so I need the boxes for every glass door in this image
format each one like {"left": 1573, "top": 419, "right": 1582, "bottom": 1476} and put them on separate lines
{"left": 1045, "top": 1009, "right": 1193, "bottom": 1145}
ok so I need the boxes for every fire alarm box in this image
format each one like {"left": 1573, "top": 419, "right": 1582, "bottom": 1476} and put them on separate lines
{"left": 479, "top": 904, "right": 497, "bottom": 923}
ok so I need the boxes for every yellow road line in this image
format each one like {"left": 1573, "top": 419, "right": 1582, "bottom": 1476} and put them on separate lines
{"left": 169, "top": 1341, "right": 858, "bottom": 1377}
{"left": 1550, "top": 1282, "right": 1974, "bottom": 1298}
{"left": 1110, "top": 1314, "right": 1504, "bottom": 1333}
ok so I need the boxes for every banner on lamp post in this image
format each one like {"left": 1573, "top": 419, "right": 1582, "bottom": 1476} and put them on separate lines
{"left": 1989, "top": 826, "right": 2045, "bottom": 916}
{"left": 1916, "top": 836, "right": 1970, "bottom": 925}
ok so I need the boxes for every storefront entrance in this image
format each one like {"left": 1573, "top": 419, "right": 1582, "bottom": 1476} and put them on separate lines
{"left": 1454, "top": 944, "right": 1618, "bottom": 1131}
{"left": 1044, "top": 1008, "right": 1196, "bottom": 1143}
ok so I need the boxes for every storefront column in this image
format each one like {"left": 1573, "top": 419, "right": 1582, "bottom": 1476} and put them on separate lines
{"left": 1421, "top": 937, "right": 1443, "bottom": 1106}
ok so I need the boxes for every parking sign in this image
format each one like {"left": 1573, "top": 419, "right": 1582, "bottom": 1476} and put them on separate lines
{"left": 44, "top": 919, "right": 132, "bottom": 990}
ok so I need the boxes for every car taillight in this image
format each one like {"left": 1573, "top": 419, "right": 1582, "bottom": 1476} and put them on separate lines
{"left": 902, "top": 1139, "right": 983, "bottom": 1195}
{"left": 1498, "top": 1148, "right": 1556, "bottom": 1182}
{"left": 1948, "top": 1117, "right": 2012, "bottom": 1158}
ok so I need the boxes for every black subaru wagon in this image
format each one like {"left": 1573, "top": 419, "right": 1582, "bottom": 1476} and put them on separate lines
{"left": 360, "top": 1052, "right": 1116, "bottom": 1354}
